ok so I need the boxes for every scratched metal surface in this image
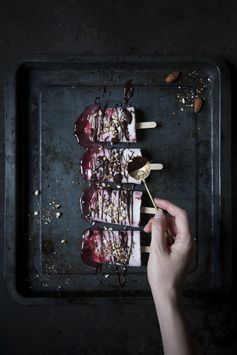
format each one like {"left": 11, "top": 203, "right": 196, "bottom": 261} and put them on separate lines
{"left": 4, "top": 56, "right": 231, "bottom": 304}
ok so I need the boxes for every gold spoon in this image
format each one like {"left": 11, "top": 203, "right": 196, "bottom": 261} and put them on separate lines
{"left": 127, "top": 156, "right": 160, "bottom": 211}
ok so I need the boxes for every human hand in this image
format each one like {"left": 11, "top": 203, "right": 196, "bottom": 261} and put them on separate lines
{"left": 144, "top": 198, "right": 196, "bottom": 301}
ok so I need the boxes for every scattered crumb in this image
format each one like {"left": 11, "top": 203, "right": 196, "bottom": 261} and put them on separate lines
{"left": 176, "top": 70, "right": 208, "bottom": 112}
{"left": 56, "top": 211, "right": 62, "bottom": 219}
{"left": 34, "top": 210, "right": 39, "bottom": 216}
{"left": 65, "top": 278, "right": 71, "bottom": 285}
{"left": 34, "top": 190, "right": 40, "bottom": 196}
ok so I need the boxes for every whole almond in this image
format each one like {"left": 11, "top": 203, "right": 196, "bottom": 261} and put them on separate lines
{"left": 193, "top": 97, "right": 203, "bottom": 113}
{"left": 164, "top": 70, "right": 181, "bottom": 83}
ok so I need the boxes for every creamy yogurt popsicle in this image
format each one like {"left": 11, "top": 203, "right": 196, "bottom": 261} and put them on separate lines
{"left": 80, "top": 185, "right": 142, "bottom": 227}
{"left": 81, "top": 228, "right": 141, "bottom": 267}
{"left": 74, "top": 104, "right": 136, "bottom": 147}
{"left": 81, "top": 147, "right": 142, "bottom": 184}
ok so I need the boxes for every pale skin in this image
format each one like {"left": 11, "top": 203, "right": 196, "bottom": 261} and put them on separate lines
{"left": 144, "top": 198, "right": 198, "bottom": 355}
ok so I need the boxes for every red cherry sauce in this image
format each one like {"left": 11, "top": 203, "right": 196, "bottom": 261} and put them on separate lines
{"left": 74, "top": 104, "right": 100, "bottom": 148}
{"left": 80, "top": 147, "right": 101, "bottom": 182}
{"left": 80, "top": 184, "right": 98, "bottom": 222}
{"left": 81, "top": 228, "right": 110, "bottom": 267}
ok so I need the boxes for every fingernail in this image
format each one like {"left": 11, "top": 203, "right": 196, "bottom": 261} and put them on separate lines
{"left": 154, "top": 210, "right": 163, "bottom": 219}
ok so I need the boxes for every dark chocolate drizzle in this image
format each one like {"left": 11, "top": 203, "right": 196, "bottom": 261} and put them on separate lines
{"left": 81, "top": 147, "right": 136, "bottom": 183}
{"left": 123, "top": 109, "right": 133, "bottom": 124}
{"left": 80, "top": 184, "right": 139, "bottom": 226}
{"left": 81, "top": 228, "right": 135, "bottom": 287}
{"left": 122, "top": 79, "right": 134, "bottom": 125}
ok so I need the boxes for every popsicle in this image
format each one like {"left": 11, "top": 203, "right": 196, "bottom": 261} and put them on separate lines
{"left": 81, "top": 228, "right": 142, "bottom": 267}
{"left": 80, "top": 185, "right": 143, "bottom": 227}
{"left": 81, "top": 147, "right": 164, "bottom": 184}
{"left": 74, "top": 104, "right": 157, "bottom": 147}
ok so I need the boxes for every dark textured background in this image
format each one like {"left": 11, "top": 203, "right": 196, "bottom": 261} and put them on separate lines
{"left": 0, "top": 0, "right": 236, "bottom": 354}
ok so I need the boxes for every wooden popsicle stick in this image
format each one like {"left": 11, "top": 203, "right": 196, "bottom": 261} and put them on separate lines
{"left": 136, "top": 122, "right": 157, "bottom": 129}
{"left": 141, "top": 206, "right": 156, "bottom": 214}
{"left": 141, "top": 245, "right": 151, "bottom": 253}
{"left": 150, "top": 163, "right": 164, "bottom": 170}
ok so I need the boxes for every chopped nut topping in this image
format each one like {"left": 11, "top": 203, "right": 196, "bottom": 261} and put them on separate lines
{"left": 56, "top": 212, "right": 62, "bottom": 219}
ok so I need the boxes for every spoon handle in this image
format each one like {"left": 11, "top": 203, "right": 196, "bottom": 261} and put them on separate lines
{"left": 142, "top": 179, "right": 158, "bottom": 211}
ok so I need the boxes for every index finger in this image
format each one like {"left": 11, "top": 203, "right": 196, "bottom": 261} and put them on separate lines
{"left": 154, "top": 198, "right": 191, "bottom": 239}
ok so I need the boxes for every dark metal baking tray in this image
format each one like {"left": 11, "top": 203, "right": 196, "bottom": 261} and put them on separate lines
{"left": 4, "top": 56, "right": 231, "bottom": 305}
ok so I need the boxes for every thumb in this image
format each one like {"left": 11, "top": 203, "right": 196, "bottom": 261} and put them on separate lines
{"left": 151, "top": 210, "right": 167, "bottom": 253}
